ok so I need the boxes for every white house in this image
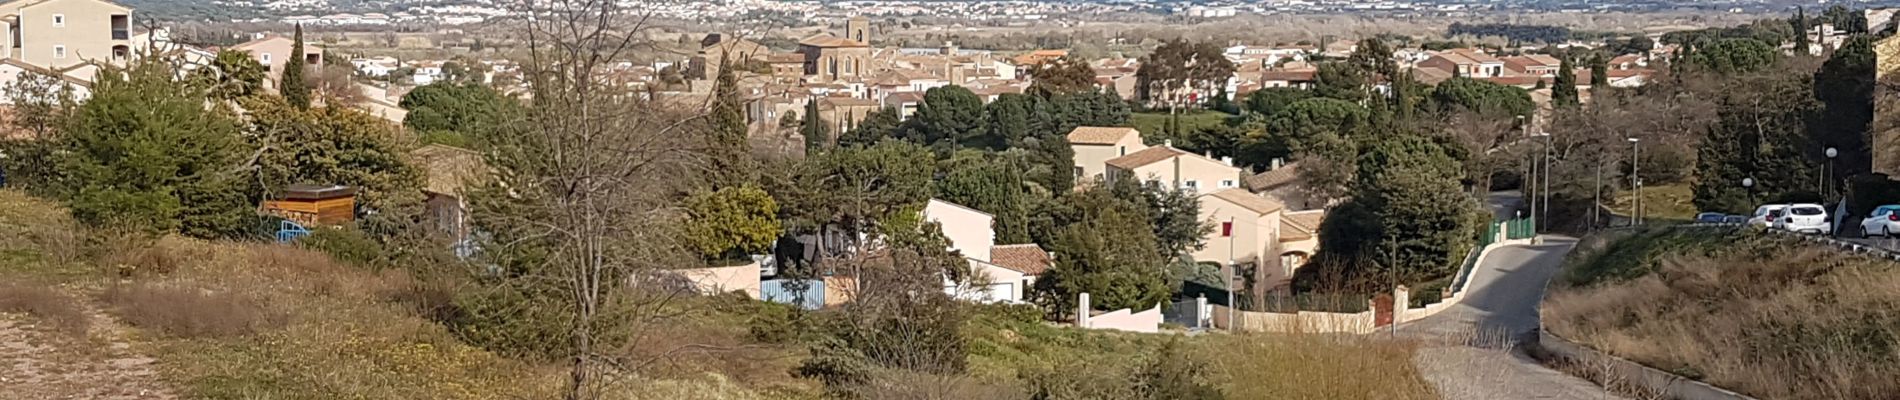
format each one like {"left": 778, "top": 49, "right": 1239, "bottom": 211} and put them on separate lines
{"left": 921, "top": 199, "right": 1051, "bottom": 303}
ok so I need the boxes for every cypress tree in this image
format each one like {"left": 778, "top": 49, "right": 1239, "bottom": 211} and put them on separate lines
{"left": 283, "top": 24, "right": 311, "bottom": 109}
{"left": 709, "top": 55, "right": 751, "bottom": 186}
{"left": 1589, "top": 54, "right": 1609, "bottom": 89}
{"left": 801, "top": 99, "right": 829, "bottom": 153}
{"left": 1793, "top": 7, "right": 1811, "bottom": 55}
{"left": 1552, "top": 56, "right": 1579, "bottom": 108}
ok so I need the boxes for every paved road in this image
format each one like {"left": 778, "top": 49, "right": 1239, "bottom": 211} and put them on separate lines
{"left": 1395, "top": 237, "right": 1629, "bottom": 400}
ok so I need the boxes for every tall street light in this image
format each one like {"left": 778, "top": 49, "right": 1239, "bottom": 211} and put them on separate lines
{"left": 1743, "top": 177, "right": 1756, "bottom": 208}
{"left": 1824, "top": 147, "right": 1838, "bottom": 199}
{"left": 1629, "top": 137, "right": 1642, "bottom": 225}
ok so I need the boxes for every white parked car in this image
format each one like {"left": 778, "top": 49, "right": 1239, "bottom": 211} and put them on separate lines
{"left": 1747, "top": 204, "right": 1788, "bottom": 227}
{"left": 1772, "top": 203, "right": 1831, "bottom": 234}
{"left": 1859, "top": 205, "right": 1900, "bottom": 237}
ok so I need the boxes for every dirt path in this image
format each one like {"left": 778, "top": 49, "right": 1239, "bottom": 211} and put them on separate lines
{"left": 1, "top": 310, "right": 175, "bottom": 399}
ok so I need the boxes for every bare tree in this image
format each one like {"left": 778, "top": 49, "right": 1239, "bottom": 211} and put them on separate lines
{"left": 473, "top": 1, "right": 712, "bottom": 399}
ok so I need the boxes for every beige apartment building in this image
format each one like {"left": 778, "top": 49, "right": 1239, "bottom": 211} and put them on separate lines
{"left": 1196, "top": 188, "right": 1288, "bottom": 297}
{"left": 1104, "top": 145, "right": 1244, "bottom": 194}
{"left": 1066, "top": 126, "right": 1147, "bottom": 185}
{"left": 0, "top": 0, "right": 132, "bottom": 70}
{"left": 229, "top": 35, "right": 324, "bottom": 92}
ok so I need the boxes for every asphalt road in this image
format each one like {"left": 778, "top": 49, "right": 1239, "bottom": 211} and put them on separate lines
{"left": 1395, "top": 237, "right": 1629, "bottom": 400}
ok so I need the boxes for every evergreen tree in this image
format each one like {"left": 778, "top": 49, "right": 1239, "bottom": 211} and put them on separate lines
{"left": 242, "top": 96, "right": 425, "bottom": 232}
{"left": 936, "top": 151, "right": 1032, "bottom": 244}
{"left": 1793, "top": 7, "right": 1811, "bottom": 54}
{"left": 837, "top": 106, "right": 900, "bottom": 148}
{"left": 1811, "top": 35, "right": 1874, "bottom": 182}
{"left": 709, "top": 55, "right": 752, "bottom": 187}
{"left": 903, "top": 85, "right": 986, "bottom": 150}
{"left": 283, "top": 24, "right": 311, "bottom": 109}
{"left": 980, "top": 93, "right": 1040, "bottom": 150}
{"left": 802, "top": 98, "right": 829, "bottom": 153}
{"left": 59, "top": 58, "right": 251, "bottom": 238}
{"left": 1302, "top": 134, "right": 1481, "bottom": 291}
{"left": 1692, "top": 75, "right": 1818, "bottom": 212}
{"left": 1552, "top": 56, "right": 1579, "bottom": 108}
{"left": 1589, "top": 54, "right": 1609, "bottom": 89}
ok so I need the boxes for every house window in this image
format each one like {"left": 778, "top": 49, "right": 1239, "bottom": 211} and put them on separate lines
{"left": 1119, "top": 146, "right": 1127, "bottom": 156}
{"left": 260, "top": 53, "right": 272, "bottom": 65}
{"left": 1220, "top": 179, "right": 1236, "bottom": 188}
{"left": 52, "top": 45, "right": 65, "bottom": 59}
{"left": 1221, "top": 222, "right": 1233, "bottom": 237}
{"left": 1182, "top": 180, "right": 1198, "bottom": 192}
{"left": 52, "top": 15, "right": 64, "bottom": 27}
{"left": 1073, "top": 166, "right": 1084, "bottom": 178}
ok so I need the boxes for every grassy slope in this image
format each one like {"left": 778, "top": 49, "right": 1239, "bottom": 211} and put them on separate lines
{"left": 3, "top": 188, "right": 1437, "bottom": 399}
{"left": 1607, "top": 183, "right": 1698, "bottom": 221}
{"left": 1547, "top": 227, "right": 1900, "bottom": 399}
{"left": 1128, "top": 111, "right": 1234, "bottom": 140}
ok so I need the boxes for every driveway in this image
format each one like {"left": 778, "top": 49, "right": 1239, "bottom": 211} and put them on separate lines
{"left": 1394, "top": 237, "right": 1629, "bottom": 400}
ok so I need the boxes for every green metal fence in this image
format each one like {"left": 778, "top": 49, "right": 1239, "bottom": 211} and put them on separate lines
{"left": 1504, "top": 217, "right": 1537, "bottom": 240}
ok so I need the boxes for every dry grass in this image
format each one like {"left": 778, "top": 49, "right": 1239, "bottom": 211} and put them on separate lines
{"left": 0, "top": 282, "right": 88, "bottom": 337}
{"left": 1547, "top": 234, "right": 1900, "bottom": 399}
{"left": 1195, "top": 334, "right": 1438, "bottom": 400}
{"left": 100, "top": 283, "right": 279, "bottom": 338}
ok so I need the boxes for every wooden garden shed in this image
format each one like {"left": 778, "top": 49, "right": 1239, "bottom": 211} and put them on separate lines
{"left": 261, "top": 184, "right": 357, "bottom": 226}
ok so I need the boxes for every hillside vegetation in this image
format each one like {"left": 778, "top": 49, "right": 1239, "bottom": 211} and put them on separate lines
{"left": 1546, "top": 227, "right": 1900, "bottom": 399}
{"left": 0, "top": 188, "right": 1439, "bottom": 399}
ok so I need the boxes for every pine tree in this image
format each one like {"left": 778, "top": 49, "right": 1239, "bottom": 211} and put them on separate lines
{"left": 283, "top": 24, "right": 311, "bottom": 109}
{"left": 1552, "top": 56, "right": 1579, "bottom": 108}
{"left": 801, "top": 98, "right": 829, "bottom": 154}
{"left": 709, "top": 55, "right": 752, "bottom": 187}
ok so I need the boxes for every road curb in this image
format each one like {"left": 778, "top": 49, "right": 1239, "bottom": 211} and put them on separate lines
{"left": 1523, "top": 330, "right": 1759, "bottom": 400}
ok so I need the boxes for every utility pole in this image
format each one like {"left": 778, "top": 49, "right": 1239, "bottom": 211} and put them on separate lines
{"left": 1226, "top": 217, "right": 1236, "bottom": 331}
{"left": 1629, "top": 137, "right": 1642, "bottom": 225}
{"left": 1541, "top": 133, "right": 1552, "bottom": 228}
{"left": 1593, "top": 159, "right": 1603, "bottom": 230}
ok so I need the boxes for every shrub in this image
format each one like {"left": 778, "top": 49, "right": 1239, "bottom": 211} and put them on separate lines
{"left": 299, "top": 226, "right": 385, "bottom": 267}
{"left": 100, "top": 284, "right": 280, "bottom": 338}
{"left": 0, "top": 282, "right": 88, "bottom": 336}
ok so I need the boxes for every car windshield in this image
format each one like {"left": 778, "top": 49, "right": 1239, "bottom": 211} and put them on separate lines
{"left": 1791, "top": 207, "right": 1824, "bottom": 216}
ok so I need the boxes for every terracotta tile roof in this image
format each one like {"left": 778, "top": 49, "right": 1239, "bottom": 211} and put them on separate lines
{"left": 1279, "top": 210, "right": 1325, "bottom": 241}
{"left": 798, "top": 34, "right": 868, "bottom": 48}
{"left": 1259, "top": 69, "right": 1317, "bottom": 82}
{"left": 766, "top": 53, "right": 805, "bottom": 63}
{"left": 989, "top": 244, "right": 1051, "bottom": 275}
{"left": 1066, "top": 126, "right": 1140, "bottom": 145}
{"left": 1105, "top": 146, "right": 1188, "bottom": 170}
{"left": 1205, "top": 188, "right": 1285, "bottom": 215}
{"left": 1243, "top": 162, "right": 1301, "bottom": 192}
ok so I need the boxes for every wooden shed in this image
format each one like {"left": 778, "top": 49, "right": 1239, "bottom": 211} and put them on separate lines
{"left": 261, "top": 184, "right": 358, "bottom": 226}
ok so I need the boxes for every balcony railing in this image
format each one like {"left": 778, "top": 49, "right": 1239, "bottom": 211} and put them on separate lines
{"left": 112, "top": 30, "right": 128, "bottom": 40}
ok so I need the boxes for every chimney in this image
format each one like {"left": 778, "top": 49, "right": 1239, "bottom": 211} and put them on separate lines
{"left": 1271, "top": 158, "right": 1284, "bottom": 170}
{"left": 1222, "top": 156, "right": 1234, "bottom": 166}
{"left": 1165, "top": 139, "right": 1173, "bottom": 148}
{"left": 1205, "top": 150, "right": 1214, "bottom": 159}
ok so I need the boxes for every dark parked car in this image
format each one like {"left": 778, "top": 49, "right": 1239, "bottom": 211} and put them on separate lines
{"left": 1695, "top": 212, "right": 1727, "bottom": 223}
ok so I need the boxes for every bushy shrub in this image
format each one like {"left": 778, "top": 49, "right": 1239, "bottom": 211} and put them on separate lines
{"left": 299, "top": 226, "right": 385, "bottom": 267}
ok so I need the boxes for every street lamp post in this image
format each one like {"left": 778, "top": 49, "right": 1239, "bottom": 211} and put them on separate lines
{"left": 1539, "top": 132, "right": 1552, "bottom": 230}
{"left": 1628, "top": 138, "right": 1642, "bottom": 225}
{"left": 1519, "top": 115, "right": 1534, "bottom": 228}
{"left": 1743, "top": 177, "right": 1756, "bottom": 210}
{"left": 1824, "top": 147, "right": 1839, "bottom": 199}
